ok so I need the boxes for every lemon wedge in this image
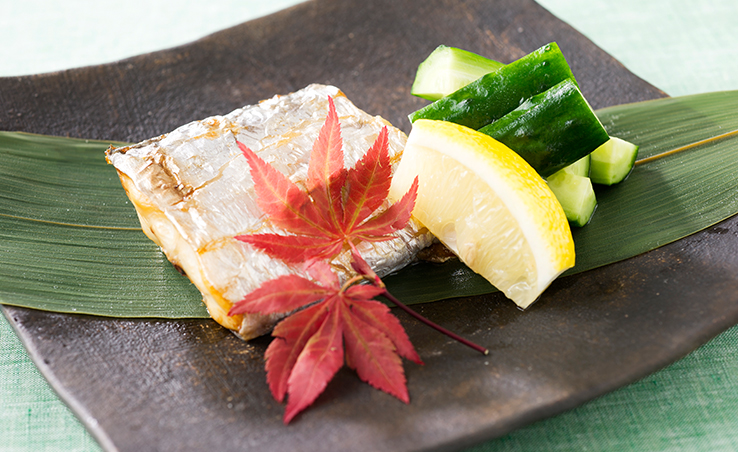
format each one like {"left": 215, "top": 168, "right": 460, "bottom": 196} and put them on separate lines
{"left": 389, "top": 119, "right": 575, "bottom": 308}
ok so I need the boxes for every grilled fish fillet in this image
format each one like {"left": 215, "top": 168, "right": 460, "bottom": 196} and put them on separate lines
{"left": 106, "top": 84, "right": 434, "bottom": 340}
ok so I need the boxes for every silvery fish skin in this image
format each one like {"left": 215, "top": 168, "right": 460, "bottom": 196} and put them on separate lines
{"left": 106, "top": 84, "right": 434, "bottom": 340}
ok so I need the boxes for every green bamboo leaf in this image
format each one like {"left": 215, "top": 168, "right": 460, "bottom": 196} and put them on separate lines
{"left": 0, "top": 133, "right": 206, "bottom": 317}
{"left": 1, "top": 91, "right": 737, "bottom": 317}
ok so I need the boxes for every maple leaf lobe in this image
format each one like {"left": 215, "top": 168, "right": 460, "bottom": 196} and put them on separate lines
{"left": 236, "top": 96, "right": 417, "bottom": 266}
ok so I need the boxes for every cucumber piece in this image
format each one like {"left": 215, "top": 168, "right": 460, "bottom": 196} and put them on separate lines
{"left": 477, "top": 79, "right": 609, "bottom": 177}
{"left": 590, "top": 137, "right": 639, "bottom": 185}
{"left": 409, "top": 42, "right": 576, "bottom": 130}
{"left": 547, "top": 170, "right": 597, "bottom": 227}
{"left": 411, "top": 45, "right": 504, "bottom": 101}
{"left": 560, "top": 154, "right": 590, "bottom": 177}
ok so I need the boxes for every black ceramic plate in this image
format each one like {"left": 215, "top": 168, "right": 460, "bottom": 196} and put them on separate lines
{"left": 7, "top": 1, "right": 732, "bottom": 451}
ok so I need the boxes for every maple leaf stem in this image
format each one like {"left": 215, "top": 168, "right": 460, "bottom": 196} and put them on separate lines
{"left": 380, "top": 289, "right": 489, "bottom": 356}
{"left": 341, "top": 275, "right": 366, "bottom": 292}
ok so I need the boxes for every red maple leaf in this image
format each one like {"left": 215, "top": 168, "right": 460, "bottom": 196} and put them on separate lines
{"left": 234, "top": 96, "right": 419, "bottom": 265}
{"left": 229, "top": 96, "right": 425, "bottom": 423}
{"left": 232, "top": 260, "right": 422, "bottom": 424}
{"left": 229, "top": 96, "right": 488, "bottom": 423}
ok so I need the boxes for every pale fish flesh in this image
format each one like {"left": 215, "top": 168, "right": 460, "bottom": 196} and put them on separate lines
{"left": 106, "top": 84, "right": 434, "bottom": 340}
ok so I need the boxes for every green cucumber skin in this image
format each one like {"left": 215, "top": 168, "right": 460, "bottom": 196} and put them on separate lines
{"left": 409, "top": 42, "right": 576, "bottom": 130}
{"left": 478, "top": 79, "right": 609, "bottom": 177}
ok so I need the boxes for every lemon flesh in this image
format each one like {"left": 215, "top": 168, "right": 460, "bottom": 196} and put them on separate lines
{"left": 389, "top": 119, "right": 575, "bottom": 308}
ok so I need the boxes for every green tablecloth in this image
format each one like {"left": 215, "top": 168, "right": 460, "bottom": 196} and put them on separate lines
{"left": 2, "top": 1, "right": 737, "bottom": 450}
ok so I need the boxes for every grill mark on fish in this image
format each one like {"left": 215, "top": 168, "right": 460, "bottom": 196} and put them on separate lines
{"left": 192, "top": 117, "right": 245, "bottom": 141}
{"left": 185, "top": 153, "right": 243, "bottom": 198}
{"left": 140, "top": 147, "right": 195, "bottom": 202}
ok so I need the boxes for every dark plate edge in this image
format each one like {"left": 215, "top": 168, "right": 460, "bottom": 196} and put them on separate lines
{"left": 2, "top": 306, "right": 120, "bottom": 452}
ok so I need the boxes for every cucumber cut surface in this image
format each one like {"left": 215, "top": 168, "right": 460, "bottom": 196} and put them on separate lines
{"left": 547, "top": 170, "right": 597, "bottom": 227}
{"left": 590, "top": 137, "right": 639, "bottom": 185}
{"left": 560, "top": 154, "right": 590, "bottom": 177}
{"left": 478, "top": 78, "right": 609, "bottom": 177}
{"left": 411, "top": 45, "right": 504, "bottom": 101}
{"left": 409, "top": 42, "right": 576, "bottom": 130}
